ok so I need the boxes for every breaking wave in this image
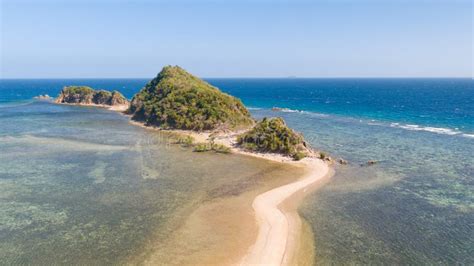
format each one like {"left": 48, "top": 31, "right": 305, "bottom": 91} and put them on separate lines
{"left": 270, "top": 106, "right": 329, "bottom": 117}
{"left": 390, "top": 123, "right": 473, "bottom": 138}
{"left": 261, "top": 106, "right": 473, "bottom": 139}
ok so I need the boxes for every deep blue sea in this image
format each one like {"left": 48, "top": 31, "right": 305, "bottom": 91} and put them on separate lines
{"left": 1, "top": 78, "right": 473, "bottom": 264}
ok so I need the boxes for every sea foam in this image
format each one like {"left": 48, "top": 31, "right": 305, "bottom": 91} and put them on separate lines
{"left": 270, "top": 107, "right": 329, "bottom": 117}
{"left": 389, "top": 123, "right": 472, "bottom": 137}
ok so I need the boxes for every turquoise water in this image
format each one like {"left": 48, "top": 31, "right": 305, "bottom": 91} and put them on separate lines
{"left": 0, "top": 100, "right": 293, "bottom": 264}
{"left": 253, "top": 108, "right": 473, "bottom": 264}
{"left": 1, "top": 78, "right": 473, "bottom": 264}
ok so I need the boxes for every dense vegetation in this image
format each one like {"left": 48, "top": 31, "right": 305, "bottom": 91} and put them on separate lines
{"left": 237, "top": 117, "right": 310, "bottom": 160}
{"left": 55, "top": 86, "right": 128, "bottom": 106}
{"left": 109, "top": 91, "right": 129, "bottom": 105}
{"left": 193, "top": 142, "right": 231, "bottom": 153}
{"left": 128, "top": 66, "right": 254, "bottom": 131}
{"left": 172, "top": 135, "right": 231, "bottom": 154}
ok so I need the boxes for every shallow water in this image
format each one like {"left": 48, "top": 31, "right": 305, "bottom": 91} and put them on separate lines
{"left": 0, "top": 101, "right": 299, "bottom": 264}
{"left": 251, "top": 109, "right": 474, "bottom": 265}
{"left": 1, "top": 78, "right": 473, "bottom": 264}
{"left": 209, "top": 78, "right": 473, "bottom": 264}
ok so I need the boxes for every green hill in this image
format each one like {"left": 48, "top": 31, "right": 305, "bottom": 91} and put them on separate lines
{"left": 128, "top": 66, "right": 253, "bottom": 131}
{"left": 237, "top": 117, "right": 310, "bottom": 160}
{"left": 55, "top": 86, "right": 128, "bottom": 106}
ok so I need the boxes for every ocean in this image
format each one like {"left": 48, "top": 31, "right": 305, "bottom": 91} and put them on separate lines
{"left": 0, "top": 78, "right": 473, "bottom": 264}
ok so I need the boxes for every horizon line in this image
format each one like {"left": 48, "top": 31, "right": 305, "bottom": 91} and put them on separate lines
{"left": 1, "top": 76, "right": 472, "bottom": 80}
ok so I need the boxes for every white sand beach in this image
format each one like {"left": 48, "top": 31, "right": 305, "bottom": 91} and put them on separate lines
{"left": 127, "top": 121, "right": 332, "bottom": 265}
{"left": 240, "top": 159, "right": 330, "bottom": 266}
{"left": 57, "top": 102, "right": 129, "bottom": 112}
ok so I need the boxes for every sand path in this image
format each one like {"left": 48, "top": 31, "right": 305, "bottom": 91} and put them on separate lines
{"left": 240, "top": 159, "right": 329, "bottom": 266}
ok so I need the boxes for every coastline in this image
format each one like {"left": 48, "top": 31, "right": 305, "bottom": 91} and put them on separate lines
{"left": 128, "top": 119, "right": 333, "bottom": 265}
{"left": 55, "top": 102, "right": 129, "bottom": 112}
{"left": 239, "top": 159, "right": 331, "bottom": 265}
{"left": 55, "top": 102, "right": 332, "bottom": 265}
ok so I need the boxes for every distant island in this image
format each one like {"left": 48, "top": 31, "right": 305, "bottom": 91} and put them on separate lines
{"left": 55, "top": 86, "right": 129, "bottom": 111}
{"left": 53, "top": 67, "right": 319, "bottom": 160}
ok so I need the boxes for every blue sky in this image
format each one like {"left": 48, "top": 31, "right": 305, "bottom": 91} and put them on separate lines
{"left": 0, "top": 0, "right": 472, "bottom": 78}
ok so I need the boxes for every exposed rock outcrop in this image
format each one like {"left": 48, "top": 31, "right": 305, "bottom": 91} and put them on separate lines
{"left": 338, "top": 158, "right": 348, "bottom": 165}
{"left": 34, "top": 94, "right": 53, "bottom": 100}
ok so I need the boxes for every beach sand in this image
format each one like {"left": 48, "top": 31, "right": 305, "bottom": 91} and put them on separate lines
{"left": 128, "top": 121, "right": 333, "bottom": 265}
{"left": 56, "top": 102, "right": 129, "bottom": 112}
{"left": 53, "top": 102, "right": 332, "bottom": 265}
{"left": 134, "top": 163, "right": 303, "bottom": 266}
{"left": 239, "top": 159, "right": 331, "bottom": 266}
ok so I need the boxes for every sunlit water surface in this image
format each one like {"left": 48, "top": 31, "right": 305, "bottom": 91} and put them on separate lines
{"left": 0, "top": 101, "right": 298, "bottom": 264}
{"left": 1, "top": 78, "right": 473, "bottom": 264}
{"left": 251, "top": 109, "right": 473, "bottom": 265}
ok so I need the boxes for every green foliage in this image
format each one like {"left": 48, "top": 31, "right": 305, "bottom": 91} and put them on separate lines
{"left": 110, "top": 90, "right": 128, "bottom": 105}
{"left": 212, "top": 143, "right": 231, "bottom": 154}
{"left": 56, "top": 86, "right": 128, "bottom": 106}
{"left": 128, "top": 66, "right": 254, "bottom": 131}
{"left": 93, "top": 90, "right": 112, "bottom": 104}
{"left": 292, "top": 152, "right": 307, "bottom": 161}
{"left": 237, "top": 117, "right": 308, "bottom": 159}
{"left": 62, "top": 86, "right": 95, "bottom": 96}
{"left": 55, "top": 86, "right": 95, "bottom": 104}
{"left": 175, "top": 135, "right": 195, "bottom": 147}
{"left": 191, "top": 142, "right": 231, "bottom": 154}
{"left": 193, "top": 142, "right": 213, "bottom": 152}
{"left": 319, "top": 152, "right": 327, "bottom": 160}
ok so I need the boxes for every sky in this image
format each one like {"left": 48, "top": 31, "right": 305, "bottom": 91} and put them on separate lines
{"left": 0, "top": 0, "right": 472, "bottom": 78}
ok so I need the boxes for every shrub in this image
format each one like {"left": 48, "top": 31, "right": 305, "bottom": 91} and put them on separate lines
{"left": 193, "top": 143, "right": 212, "bottom": 152}
{"left": 319, "top": 152, "right": 327, "bottom": 160}
{"left": 192, "top": 142, "right": 231, "bottom": 154}
{"left": 237, "top": 117, "right": 310, "bottom": 158}
{"left": 212, "top": 144, "right": 231, "bottom": 154}
{"left": 292, "top": 151, "right": 307, "bottom": 161}
{"left": 175, "top": 135, "right": 194, "bottom": 147}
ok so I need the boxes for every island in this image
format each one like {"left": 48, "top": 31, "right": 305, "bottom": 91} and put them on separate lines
{"left": 125, "top": 66, "right": 331, "bottom": 265}
{"left": 53, "top": 65, "right": 332, "bottom": 266}
{"left": 55, "top": 86, "right": 129, "bottom": 111}
{"left": 128, "top": 65, "right": 254, "bottom": 131}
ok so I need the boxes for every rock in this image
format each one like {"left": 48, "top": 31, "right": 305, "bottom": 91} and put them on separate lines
{"left": 93, "top": 90, "right": 112, "bottom": 105}
{"left": 318, "top": 151, "right": 328, "bottom": 160}
{"left": 34, "top": 94, "right": 53, "bottom": 100}
{"left": 110, "top": 91, "right": 128, "bottom": 105}
{"left": 55, "top": 86, "right": 94, "bottom": 104}
{"left": 338, "top": 158, "right": 348, "bottom": 165}
{"left": 360, "top": 160, "right": 378, "bottom": 166}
